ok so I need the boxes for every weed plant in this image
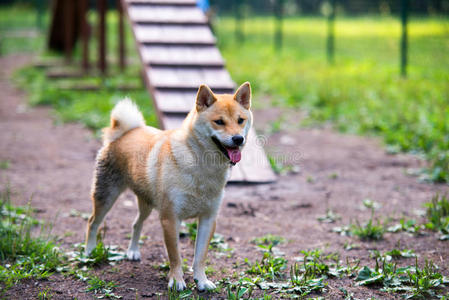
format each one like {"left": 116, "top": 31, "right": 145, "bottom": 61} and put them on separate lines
{"left": 0, "top": 189, "right": 62, "bottom": 289}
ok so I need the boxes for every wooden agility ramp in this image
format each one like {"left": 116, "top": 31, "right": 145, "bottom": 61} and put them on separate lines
{"left": 122, "top": 0, "right": 275, "bottom": 183}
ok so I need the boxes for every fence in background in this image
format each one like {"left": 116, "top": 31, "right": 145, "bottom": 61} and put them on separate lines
{"left": 1, "top": 0, "right": 447, "bottom": 76}
{"left": 212, "top": 0, "right": 449, "bottom": 77}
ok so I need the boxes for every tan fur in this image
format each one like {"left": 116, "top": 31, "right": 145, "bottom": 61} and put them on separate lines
{"left": 85, "top": 82, "right": 252, "bottom": 291}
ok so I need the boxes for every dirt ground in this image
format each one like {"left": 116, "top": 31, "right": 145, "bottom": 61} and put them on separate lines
{"left": 1, "top": 55, "right": 449, "bottom": 299}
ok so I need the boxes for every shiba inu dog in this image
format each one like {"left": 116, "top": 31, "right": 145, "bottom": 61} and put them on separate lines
{"left": 85, "top": 82, "right": 252, "bottom": 291}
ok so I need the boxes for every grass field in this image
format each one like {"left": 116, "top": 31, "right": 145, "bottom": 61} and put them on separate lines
{"left": 216, "top": 16, "right": 449, "bottom": 183}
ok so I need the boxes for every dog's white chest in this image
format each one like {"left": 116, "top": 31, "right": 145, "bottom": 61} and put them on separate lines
{"left": 171, "top": 172, "right": 225, "bottom": 219}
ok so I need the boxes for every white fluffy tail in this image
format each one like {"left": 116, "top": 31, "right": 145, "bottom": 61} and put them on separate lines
{"left": 103, "top": 98, "right": 145, "bottom": 144}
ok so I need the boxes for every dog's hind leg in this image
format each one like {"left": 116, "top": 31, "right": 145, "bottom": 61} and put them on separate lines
{"left": 85, "top": 186, "right": 123, "bottom": 256}
{"left": 85, "top": 157, "right": 125, "bottom": 256}
{"left": 127, "top": 196, "right": 152, "bottom": 260}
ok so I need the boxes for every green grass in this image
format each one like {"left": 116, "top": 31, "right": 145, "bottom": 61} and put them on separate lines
{"left": 0, "top": 160, "right": 10, "bottom": 170}
{"left": 0, "top": 188, "right": 63, "bottom": 290}
{"left": 244, "top": 250, "right": 288, "bottom": 281}
{"left": 37, "top": 287, "right": 53, "bottom": 300}
{"left": 67, "top": 241, "right": 126, "bottom": 268}
{"left": 250, "top": 234, "right": 286, "bottom": 246}
{"left": 0, "top": 4, "right": 47, "bottom": 55}
{"left": 351, "top": 217, "right": 385, "bottom": 240}
{"left": 86, "top": 275, "right": 122, "bottom": 299}
{"left": 333, "top": 200, "right": 386, "bottom": 240}
{"left": 14, "top": 66, "right": 158, "bottom": 134}
{"left": 0, "top": 186, "right": 125, "bottom": 297}
{"left": 424, "top": 194, "right": 449, "bottom": 239}
{"left": 215, "top": 16, "right": 449, "bottom": 183}
{"left": 225, "top": 282, "right": 254, "bottom": 300}
{"left": 356, "top": 254, "right": 448, "bottom": 299}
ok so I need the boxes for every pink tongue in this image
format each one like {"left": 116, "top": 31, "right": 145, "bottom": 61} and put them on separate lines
{"left": 226, "top": 148, "right": 241, "bottom": 163}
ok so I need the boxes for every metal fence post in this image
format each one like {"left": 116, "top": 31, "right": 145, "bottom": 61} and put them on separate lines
{"left": 234, "top": 0, "right": 244, "bottom": 43}
{"left": 327, "top": 0, "right": 336, "bottom": 64}
{"left": 400, "top": 0, "right": 409, "bottom": 77}
{"left": 274, "top": 0, "right": 284, "bottom": 51}
{"left": 35, "top": 0, "right": 44, "bottom": 29}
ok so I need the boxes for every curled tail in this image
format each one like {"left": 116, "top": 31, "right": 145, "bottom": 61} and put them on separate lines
{"left": 103, "top": 98, "right": 145, "bottom": 144}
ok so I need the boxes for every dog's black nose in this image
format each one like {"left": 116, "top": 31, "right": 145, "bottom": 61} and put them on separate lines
{"left": 232, "top": 135, "right": 244, "bottom": 146}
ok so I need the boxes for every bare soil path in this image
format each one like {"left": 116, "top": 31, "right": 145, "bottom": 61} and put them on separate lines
{"left": 1, "top": 55, "right": 448, "bottom": 299}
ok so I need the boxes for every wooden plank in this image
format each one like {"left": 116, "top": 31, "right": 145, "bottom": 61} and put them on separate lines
{"left": 135, "top": 21, "right": 207, "bottom": 26}
{"left": 126, "top": 0, "right": 196, "bottom": 5}
{"left": 238, "top": 129, "right": 277, "bottom": 183}
{"left": 162, "top": 113, "right": 185, "bottom": 130}
{"left": 129, "top": 6, "right": 206, "bottom": 24}
{"left": 140, "top": 45, "right": 224, "bottom": 67}
{"left": 147, "top": 67, "right": 235, "bottom": 90}
{"left": 46, "top": 70, "right": 84, "bottom": 78}
{"left": 229, "top": 164, "right": 246, "bottom": 182}
{"left": 153, "top": 90, "right": 195, "bottom": 113}
{"left": 135, "top": 25, "right": 215, "bottom": 44}
{"left": 141, "top": 41, "right": 216, "bottom": 46}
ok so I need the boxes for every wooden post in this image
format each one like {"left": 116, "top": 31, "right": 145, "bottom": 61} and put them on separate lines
{"left": 80, "top": 0, "right": 90, "bottom": 72}
{"left": 274, "top": 0, "right": 284, "bottom": 51}
{"left": 400, "top": 0, "right": 409, "bottom": 77}
{"left": 118, "top": 0, "right": 126, "bottom": 71}
{"left": 64, "top": 0, "right": 75, "bottom": 62}
{"left": 326, "top": 0, "right": 336, "bottom": 64}
{"left": 98, "top": 0, "right": 107, "bottom": 75}
{"left": 234, "top": 0, "right": 244, "bottom": 43}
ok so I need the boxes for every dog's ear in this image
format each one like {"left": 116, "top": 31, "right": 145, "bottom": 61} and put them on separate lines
{"left": 196, "top": 84, "right": 217, "bottom": 112}
{"left": 234, "top": 82, "right": 251, "bottom": 110}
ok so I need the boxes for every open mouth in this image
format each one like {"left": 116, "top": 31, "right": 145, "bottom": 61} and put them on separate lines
{"left": 211, "top": 136, "right": 242, "bottom": 165}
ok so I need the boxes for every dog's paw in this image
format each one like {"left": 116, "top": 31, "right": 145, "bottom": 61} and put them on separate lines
{"left": 126, "top": 248, "right": 141, "bottom": 261}
{"left": 196, "top": 279, "right": 216, "bottom": 291}
{"left": 168, "top": 277, "right": 186, "bottom": 291}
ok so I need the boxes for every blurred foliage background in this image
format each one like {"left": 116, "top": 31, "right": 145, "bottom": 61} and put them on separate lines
{"left": 0, "top": 0, "right": 448, "bottom": 183}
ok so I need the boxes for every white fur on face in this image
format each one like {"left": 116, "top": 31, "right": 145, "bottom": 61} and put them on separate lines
{"left": 196, "top": 109, "right": 253, "bottom": 148}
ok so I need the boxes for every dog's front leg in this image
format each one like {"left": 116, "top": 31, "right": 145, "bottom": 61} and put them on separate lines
{"left": 193, "top": 215, "right": 217, "bottom": 291}
{"left": 161, "top": 216, "right": 186, "bottom": 290}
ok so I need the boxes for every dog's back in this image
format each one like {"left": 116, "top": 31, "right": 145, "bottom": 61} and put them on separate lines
{"left": 95, "top": 99, "right": 171, "bottom": 205}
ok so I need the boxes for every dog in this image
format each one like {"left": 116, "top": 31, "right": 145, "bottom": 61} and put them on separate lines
{"left": 85, "top": 82, "right": 252, "bottom": 291}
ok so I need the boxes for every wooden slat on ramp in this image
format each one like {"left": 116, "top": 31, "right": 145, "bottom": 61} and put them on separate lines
{"left": 122, "top": 0, "right": 276, "bottom": 183}
{"left": 129, "top": 6, "right": 206, "bottom": 24}
{"left": 141, "top": 45, "right": 224, "bottom": 67}
{"left": 126, "top": 0, "right": 197, "bottom": 5}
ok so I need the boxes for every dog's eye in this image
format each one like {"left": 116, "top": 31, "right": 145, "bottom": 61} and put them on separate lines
{"left": 238, "top": 117, "right": 245, "bottom": 124}
{"left": 214, "top": 119, "right": 225, "bottom": 125}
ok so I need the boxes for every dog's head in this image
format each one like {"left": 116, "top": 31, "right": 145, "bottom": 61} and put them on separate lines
{"left": 193, "top": 82, "right": 252, "bottom": 165}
